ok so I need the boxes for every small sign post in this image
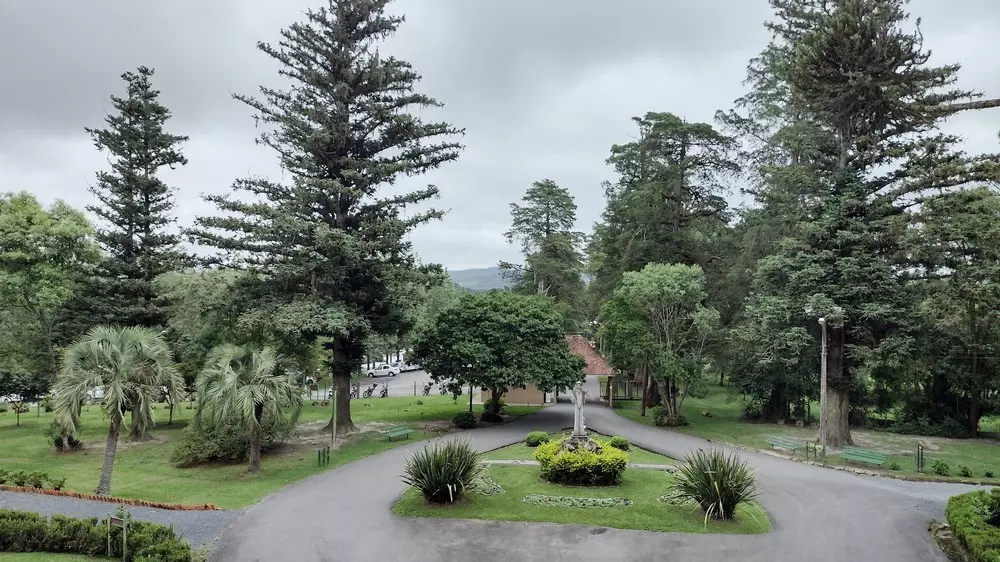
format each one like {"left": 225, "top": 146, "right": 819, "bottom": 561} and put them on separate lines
{"left": 107, "top": 516, "right": 127, "bottom": 560}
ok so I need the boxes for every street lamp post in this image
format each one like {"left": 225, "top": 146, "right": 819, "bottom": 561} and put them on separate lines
{"left": 818, "top": 317, "right": 828, "bottom": 449}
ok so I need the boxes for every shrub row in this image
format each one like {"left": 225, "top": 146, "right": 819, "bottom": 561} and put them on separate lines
{"left": 947, "top": 490, "right": 1000, "bottom": 562}
{"left": 534, "top": 440, "right": 629, "bottom": 486}
{"left": 169, "top": 412, "right": 291, "bottom": 467}
{"left": 0, "top": 509, "right": 191, "bottom": 561}
{"left": 0, "top": 469, "right": 65, "bottom": 491}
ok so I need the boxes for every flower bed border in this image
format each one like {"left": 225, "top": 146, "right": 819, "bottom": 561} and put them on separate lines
{"left": 0, "top": 484, "right": 218, "bottom": 511}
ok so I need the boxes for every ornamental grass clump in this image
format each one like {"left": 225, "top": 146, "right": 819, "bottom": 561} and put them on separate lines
{"left": 402, "top": 440, "right": 483, "bottom": 504}
{"left": 670, "top": 449, "right": 758, "bottom": 522}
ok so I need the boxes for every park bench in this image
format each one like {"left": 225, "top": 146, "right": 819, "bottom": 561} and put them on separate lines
{"left": 380, "top": 424, "right": 414, "bottom": 441}
{"left": 765, "top": 435, "right": 805, "bottom": 455}
{"left": 841, "top": 446, "right": 887, "bottom": 467}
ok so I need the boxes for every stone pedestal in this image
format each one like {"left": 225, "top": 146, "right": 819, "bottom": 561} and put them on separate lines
{"left": 560, "top": 433, "right": 603, "bottom": 454}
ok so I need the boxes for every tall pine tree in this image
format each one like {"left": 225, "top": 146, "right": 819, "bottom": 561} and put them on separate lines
{"left": 86, "top": 66, "right": 188, "bottom": 328}
{"left": 189, "top": 0, "right": 462, "bottom": 434}
{"left": 500, "top": 179, "right": 586, "bottom": 332}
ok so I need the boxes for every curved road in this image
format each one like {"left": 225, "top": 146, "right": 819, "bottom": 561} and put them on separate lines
{"left": 212, "top": 403, "right": 979, "bottom": 561}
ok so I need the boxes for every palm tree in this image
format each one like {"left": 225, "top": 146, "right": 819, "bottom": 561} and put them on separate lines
{"left": 54, "top": 326, "right": 180, "bottom": 495}
{"left": 196, "top": 344, "right": 302, "bottom": 473}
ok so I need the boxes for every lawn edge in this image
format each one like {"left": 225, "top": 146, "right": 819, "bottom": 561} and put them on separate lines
{"left": 0, "top": 484, "right": 219, "bottom": 511}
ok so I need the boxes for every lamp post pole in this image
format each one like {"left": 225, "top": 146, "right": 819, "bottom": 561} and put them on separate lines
{"left": 818, "top": 317, "right": 827, "bottom": 449}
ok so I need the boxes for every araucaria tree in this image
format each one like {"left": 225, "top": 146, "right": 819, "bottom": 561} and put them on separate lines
{"left": 195, "top": 345, "right": 302, "bottom": 473}
{"left": 189, "top": 1, "right": 462, "bottom": 434}
{"left": 86, "top": 66, "right": 188, "bottom": 328}
{"left": 500, "top": 179, "right": 586, "bottom": 331}
{"left": 731, "top": 0, "right": 1000, "bottom": 446}
{"left": 600, "top": 263, "right": 718, "bottom": 425}
{"left": 412, "top": 290, "right": 584, "bottom": 422}
{"left": 54, "top": 326, "right": 181, "bottom": 495}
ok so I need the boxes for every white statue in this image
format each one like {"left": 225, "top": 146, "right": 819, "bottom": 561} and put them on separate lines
{"left": 570, "top": 381, "right": 587, "bottom": 436}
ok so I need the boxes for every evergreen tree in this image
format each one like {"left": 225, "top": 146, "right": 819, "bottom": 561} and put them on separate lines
{"left": 587, "top": 112, "right": 737, "bottom": 314}
{"left": 86, "top": 66, "right": 188, "bottom": 328}
{"left": 189, "top": 0, "right": 462, "bottom": 434}
{"left": 732, "top": 0, "right": 1000, "bottom": 446}
{"left": 500, "top": 179, "right": 586, "bottom": 331}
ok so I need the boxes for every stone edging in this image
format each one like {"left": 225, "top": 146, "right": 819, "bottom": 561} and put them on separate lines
{"left": 0, "top": 484, "right": 219, "bottom": 511}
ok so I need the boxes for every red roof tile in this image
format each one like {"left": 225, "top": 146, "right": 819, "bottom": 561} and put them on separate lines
{"left": 566, "top": 334, "right": 613, "bottom": 376}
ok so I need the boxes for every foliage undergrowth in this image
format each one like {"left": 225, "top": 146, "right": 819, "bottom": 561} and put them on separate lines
{"left": 402, "top": 440, "right": 483, "bottom": 504}
{"left": 669, "top": 449, "right": 758, "bottom": 522}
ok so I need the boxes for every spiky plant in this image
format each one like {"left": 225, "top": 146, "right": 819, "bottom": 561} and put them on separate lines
{"left": 670, "top": 448, "right": 759, "bottom": 523}
{"left": 54, "top": 326, "right": 181, "bottom": 495}
{"left": 195, "top": 344, "right": 302, "bottom": 473}
{"left": 402, "top": 440, "right": 483, "bottom": 503}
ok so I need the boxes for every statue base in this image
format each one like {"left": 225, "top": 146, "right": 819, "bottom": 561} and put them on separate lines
{"left": 560, "top": 434, "right": 602, "bottom": 454}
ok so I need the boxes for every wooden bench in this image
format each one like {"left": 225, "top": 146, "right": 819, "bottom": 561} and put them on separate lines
{"left": 380, "top": 425, "right": 414, "bottom": 441}
{"left": 765, "top": 435, "right": 804, "bottom": 455}
{"left": 841, "top": 446, "right": 887, "bottom": 467}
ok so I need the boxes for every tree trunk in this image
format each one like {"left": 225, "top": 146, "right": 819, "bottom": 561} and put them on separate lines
{"left": 249, "top": 403, "right": 263, "bottom": 473}
{"left": 489, "top": 388, "right": 502, "bottom": 415}
{"left": 96, "top": 416, "right": 121, "bottom": 495}
{"left": 640, "top": 367, "right": 648, "bottom": 417}
{"left": 168, "top": 402, "right": 174, "bottom": 426}
{"left": 824, "top": 326, "right": 853, "bottom": 448}
{"left": 130, "top": 408, "right": 148, "bottom": 441}
{"left": 969, "top": 396, "right": 980, "bottom": 437}
{"left": 323, "top": 339, "right": 359, "bottom": 434}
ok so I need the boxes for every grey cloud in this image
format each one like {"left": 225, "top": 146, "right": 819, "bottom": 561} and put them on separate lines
{"left": 2, "top": 0, "right": 1000, "bottom": 269}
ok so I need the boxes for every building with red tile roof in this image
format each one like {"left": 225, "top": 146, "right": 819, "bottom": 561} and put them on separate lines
{"left": 566, "top": 334, "right": 613, "bottom": 376}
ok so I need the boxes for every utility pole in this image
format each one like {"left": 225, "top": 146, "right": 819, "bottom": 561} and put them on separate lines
{"left": 818, "top": 317, "right": 828, "bottom": 449}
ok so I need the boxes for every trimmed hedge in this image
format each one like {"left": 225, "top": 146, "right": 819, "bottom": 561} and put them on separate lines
{"left": 947, "top": 490, "right": 1000, "bottom": 562}
{"left": 0, "top": 509, "right": 191, "bottom": 561}
{"left": 525, "top": 431, "right": 549, "bottom": 447}
{"left": 533, "top": 439, "right": 629, "bottom": 486}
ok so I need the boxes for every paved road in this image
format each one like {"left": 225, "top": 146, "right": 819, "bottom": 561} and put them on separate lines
{"left": 308, "top": 370, "right": 449, "bottom": 400}
{"left": 211, "top": 402, "right": 981, "bottom": 562}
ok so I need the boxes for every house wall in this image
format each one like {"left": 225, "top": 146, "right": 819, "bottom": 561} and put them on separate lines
{"left": 482, "top": 385, "right": 546, "bottom": 405}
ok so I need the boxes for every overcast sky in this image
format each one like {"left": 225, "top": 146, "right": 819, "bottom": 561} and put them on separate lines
{"left": 2, "top": 1, "right": 999, "bottom": 270}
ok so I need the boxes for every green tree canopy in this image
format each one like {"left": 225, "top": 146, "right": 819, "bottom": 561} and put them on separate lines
{"left": 412, "top": 290, "right": 584, "bottom": 419}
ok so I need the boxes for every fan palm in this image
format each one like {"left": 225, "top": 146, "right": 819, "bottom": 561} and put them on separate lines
{"left": 195, "top": 344, "right": 302, "bottom": 473}
{"left": 54, "top": 326, "right": 180, "bottom": 495}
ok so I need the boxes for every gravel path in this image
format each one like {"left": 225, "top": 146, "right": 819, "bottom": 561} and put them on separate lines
{"left": 0, "top": 490, "right": 237, "bottom": 547}
{"left": 212, "top": 401, "right": 984, "bottom": 562}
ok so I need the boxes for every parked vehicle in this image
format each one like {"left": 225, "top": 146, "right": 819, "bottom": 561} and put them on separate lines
{"left": 366, "top": 363, "right": 400, "bottom": 378}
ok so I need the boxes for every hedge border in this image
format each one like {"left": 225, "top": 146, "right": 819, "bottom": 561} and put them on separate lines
{"left": 946, "top": 490, "right": 1000, "bottom": 562}
{"left": 0, "top": 484, "right": 218, "bottom": 511}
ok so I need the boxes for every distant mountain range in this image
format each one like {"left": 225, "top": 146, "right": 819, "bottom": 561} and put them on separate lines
{"left": 447, "top": 266, "right": 592, "bottom": 292}
{"left": 447, "top": 267, "right": 508, "bottom": 292}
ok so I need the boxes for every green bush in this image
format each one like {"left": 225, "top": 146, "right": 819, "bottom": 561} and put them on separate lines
{"left": 534, "top": 440, "right": 629, "bottom": 486}
{"left": 402, "top": 440, "right": 483, "bottom": 504}
{"left": 10, "top": 471, "right": 28, "bottom": 487}
{"left": 607, "top": 436, "right": 630, "bottom": 451}
{"left": 669, "top": 448, "right": 758, "bottom": 521}
{"left": 483, "top": 397, "right": 506, "bottom": 414}
{"left": 0, "top": 508, "right": 191, "bottom": 561}
{"left": 0, "top": 469, "right": 8, "bottom": 484}
{"left": 169, "top": 412, "right": 291, "bottom": 467}
{"left": 887, "top": 461, "right": 901, "bottom": 471}
{"left": 960, "top": 465, "right": 974, "bottom": 478}
{"left": 25, "top": 472, "right": 47, "bottom": 489}
{"left": 43, "top": 421, "right": 82, "bottom": 452}
{"left": 987, "top": 471, "right": 995, "bottom": 479}
{"left": 948, "top": 490, "right": 1000, "bottom": 561}
{"left": 47, "top": 477, "right": 66, "bottom": 491}
{"left": 40, "top": 395, "right": 53, "bottom": 413}
{"left": 932, "top": 459, "right": 951, "bottom": 476}
{"left": 525, "top": 431, "right": 549, "bottom": 447}
{"left": 653, "top": 407, "right": 688, "bottom": 427}
{"left": 452, "top": 411, "right": 476, "bottom": 429}
{"left": 0, "top": 404, "right": 7, "bottom": 414}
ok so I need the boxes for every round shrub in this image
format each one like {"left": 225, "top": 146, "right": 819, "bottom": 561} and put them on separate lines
{"left": 525, "top": 431, "right": 549, "bottom": 447}
{"left": 960, "top": 465, "right": 973, "bottom": 478}
{"left": 932, "top": 459, "right": 951, "bottom": 476}
{"left": 453, "top": 411, "right": 477, "bottom": 429}
{"left": 533, "top": 440, "right": 629, "bottom": 486}
{"left": 402, "top": 440, "right": 483, "bottom": 504}
{"left": 669, "top": 448, "right": 758, "bottom": 521}
{"left": 607, "top": 436, "right": 630, "bottom": 451}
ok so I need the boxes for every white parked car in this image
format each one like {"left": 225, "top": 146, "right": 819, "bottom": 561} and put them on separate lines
{"left": 366, "top": 363, "right": 400, "bottom": 378}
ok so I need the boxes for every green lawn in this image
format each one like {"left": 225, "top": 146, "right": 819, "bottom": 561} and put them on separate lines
{"left": 484, "top": 431, "right": 676, "bottom": 466}
{"left": 394, "top": 465, "right": 770, "bottom": 534}
{"left": 612, "top": 385, "right": 1000, "bottom": 482}
{"left": 0, "top": 395, "right": 542, "bottom": 509}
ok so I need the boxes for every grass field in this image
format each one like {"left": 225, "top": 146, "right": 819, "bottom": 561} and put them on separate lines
{"left": 484, "top": 431, "right": 676, "bottom": 465}
{"left": 394, "top": 465, "right": 770, "bottom": 534}
{"left": 0, "top": 395, "right": 542, "bottom": 509}
{"left": 611, "top": 385, "right": 1000, "bottom": 482}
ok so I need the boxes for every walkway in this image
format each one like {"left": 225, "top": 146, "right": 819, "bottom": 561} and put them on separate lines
{"left": 211, "top": 403, "right": 981, "bottom": 561}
